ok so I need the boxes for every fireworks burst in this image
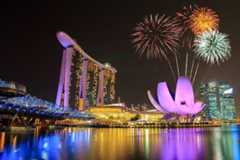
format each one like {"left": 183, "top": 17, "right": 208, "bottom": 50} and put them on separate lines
{"left": 176, "top": 4, "right": 198, "bottom": 30}
{"left": 190, "top": 7, "right": 219, "bottom": 35}
{"left": 194, "top": 30, "right": 231, "bottom": 64}
{"left": 176, "top": 5, "right": 198, "bottom": 48}
{"left": 131, "top": 14, "right": 182, "bottom": 59}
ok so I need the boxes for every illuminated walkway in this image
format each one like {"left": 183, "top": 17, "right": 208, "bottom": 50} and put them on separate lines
{"left": 0, "top": 79, "right": 93, "bottom": 123}
{"left": 0, "top": 95, "right": 93, "bottom": 120}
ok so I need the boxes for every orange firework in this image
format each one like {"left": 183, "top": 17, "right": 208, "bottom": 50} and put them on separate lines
{"left": 190, "top": 7, "right": 219, "bottom": 35}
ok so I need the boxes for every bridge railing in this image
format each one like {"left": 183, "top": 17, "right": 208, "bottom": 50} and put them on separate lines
{"left": 0, "top": 95, "right": 94, "bottom": 120}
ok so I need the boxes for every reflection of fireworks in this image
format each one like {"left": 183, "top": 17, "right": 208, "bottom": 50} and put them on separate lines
{"left": 131, "top": 14, "right": 182, "bottom": 59}
{"left": 194, "top": 30, "right": 231, "bottom": 64}
{"left": 190, "top": 8, "right": 219, "bottom": 35}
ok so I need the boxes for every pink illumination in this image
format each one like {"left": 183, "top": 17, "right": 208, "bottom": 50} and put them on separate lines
{"left": 56, "top": 31, "right": 117, "bottom": 109}
{"left": 147, "top": 90, "right": 167, "bottom": 113}
{"left": 63, "top": 48, "right": 73, "bottom": 108}
{"left": 148, "top": 77, "right": 205, "bottom": 115}
{"left": 56, "top": 50, "right": 66, "bottom": 106}
{"left": 97, "top": 70, "right": 104, "bottom": 105}
{"left": 57, "top": 32, "right": 76, "bottom": 48}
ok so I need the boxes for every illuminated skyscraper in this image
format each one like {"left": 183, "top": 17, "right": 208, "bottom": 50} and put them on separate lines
{"left": 56, "top": 32, "right": 116, "bottom": 110}
{"left": 199, "top": 81, "right": 236, "bottom": 120}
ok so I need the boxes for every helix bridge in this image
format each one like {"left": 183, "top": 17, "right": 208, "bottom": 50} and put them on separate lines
{"left": 0, "top": 95, "right": 93, "bottom": 119}
{"left": 0, "top": 79, "right": 93, "bottom": 127}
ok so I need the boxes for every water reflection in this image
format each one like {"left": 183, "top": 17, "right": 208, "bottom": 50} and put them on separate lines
{"left": 160, "top": 128, "right": 205, "bottom": 160}
{"left": 0, "top": 126, "right": 239, "bottom": 160}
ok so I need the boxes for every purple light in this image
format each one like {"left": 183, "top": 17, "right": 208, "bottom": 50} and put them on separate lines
{"left": 147, "top": 90, "right": 167, "bottom": 113}
{"left": 57, "top": 32, "right": 76, "bottom": 48}
{"left": 161, "top": 129, "right": 205, "bottom": 160}
{"left": 148, "top": 77, "right": 205, "bottom": 115}
{"left": 56, "top": 50, "right": 66, "bottom": 106}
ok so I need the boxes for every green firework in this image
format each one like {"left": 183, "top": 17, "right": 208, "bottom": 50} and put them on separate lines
{"left": 194, "top": 30, "right": 231, "bottom": 64}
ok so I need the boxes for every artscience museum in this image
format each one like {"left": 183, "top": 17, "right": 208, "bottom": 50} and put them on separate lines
{"left": 148, "top": 77, "right": 205, "bottom": 116}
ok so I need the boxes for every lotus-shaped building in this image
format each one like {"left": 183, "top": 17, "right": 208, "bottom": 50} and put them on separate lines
{"left": 148, "top": 77, "right": 205, "bottom": 115}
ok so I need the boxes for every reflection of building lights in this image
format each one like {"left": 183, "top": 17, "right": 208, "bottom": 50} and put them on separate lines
{"left": 231, "top": 126, "right": 240, "bottom": 160}
{"left": 0, "top": 132, "right": 5, "bottom": 152}
{"left": 43, "top": 142, "right": 49, "bottom": 149}
{"left": 41, "top": 151, "right": 48, "bottom": 160}
{"left": 58, "top": 144, "right": 62, "bottom": 149}
{"left": 212, "top": 128, "right": 222, "bottom": 160}
{"left": 12, "top": 136, "right": 17, "bottom": 150}
{"left": 144, "top": 129, "right": 150, "bottom": 159}
{"left": 71, "top": 132, "right": 76, "bottom": 142}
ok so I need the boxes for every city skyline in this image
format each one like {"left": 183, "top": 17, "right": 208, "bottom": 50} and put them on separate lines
{"left": 1, "top": 0, "right": 240, "bottom": 106}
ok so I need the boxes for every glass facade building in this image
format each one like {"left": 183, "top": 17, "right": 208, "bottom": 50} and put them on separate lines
{"left": 199, "top": 81, "right": 237, "bottom": 120}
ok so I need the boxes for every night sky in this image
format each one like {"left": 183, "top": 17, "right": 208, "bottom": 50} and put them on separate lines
{"left": 1, "top": 0, "right": 240, "bottom": 107}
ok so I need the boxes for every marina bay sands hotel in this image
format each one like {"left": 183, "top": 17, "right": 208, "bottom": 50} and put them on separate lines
{"left": 56, "top": 32, "right": 117, "bottom": 110}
